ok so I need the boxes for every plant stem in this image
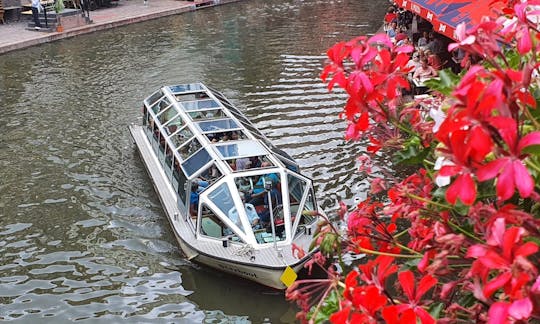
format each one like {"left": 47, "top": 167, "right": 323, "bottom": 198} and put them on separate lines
{"left": 447, "top": 220, "right": 483, "bottom": 243}
{"left": 526, "top": 158, "right": 540, "bottom": 174}
{"left": 394, "top": 242, "right": 423, "bottom": 256}
{"left": 407, "top": 193, "right": 452, "bottom": 209}
{"left": 357, "top": 246, "right": 420, "bottom": 258}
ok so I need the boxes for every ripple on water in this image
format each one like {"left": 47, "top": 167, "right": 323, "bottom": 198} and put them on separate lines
{"left": 0, "top": 0, "right": 388, "bottom": 321}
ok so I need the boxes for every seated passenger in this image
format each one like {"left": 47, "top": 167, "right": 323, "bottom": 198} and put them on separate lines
{"left": 189, "top": 182, "right": 199, "bottom": 216}
{"left": 228, "top": 192, "right": 260, "bottom": 229}
{"left": 236, "top": 157, "right": 251, "bottom": 171}
{"left": 249, "top": 156, "right": 262, "bottom": 169}
{"left": 248, "top": 173, "right": 280, "bottom": 206}
{"left": 257, "top": 181, "right": 282, "bottom": 226}
{"left": 195, "top": 178, "right": 209, "bottom": 192}
{"left": 236, "top": 177, "right": 252, "bottom": 193}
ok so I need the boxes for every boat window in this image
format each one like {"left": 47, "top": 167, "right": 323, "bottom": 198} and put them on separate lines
{"left": 207, "top": 183, "right": 245, "bottom": 235}
{"left": 288, "top": 174, "right": 307, "bottom": 205}
{"left": 214, "top": 140, "right": 268, "bottom": 159}
{"left": 188, "top": 109, "right": 227, "bottom": 121}
{"left": 196, "top": 118, "right": 239, "bottom": 133}
{"left": 157, "top": 106, "right": 178, "bottom": 125}
{"left": 181, "top": 99, "right": 220, "bottom": 111}
{"left": 206, "top": 130, "right": 247, "bottom": 143}
{"left": 143, "top": 105, "right": 150, "bottom": 126}
{"left": 170, "top": 126, "right": 193, "bottom": 151}
{"left": 277, "top": 155, "right": 299, "bottom": 172}
{"left": 199, "top": 204, "right": 244, "bottom": 243}
{"left": 178, "top": 137, "right": 202, "bottom": 160}
{"left": 164, "top": 144, "right": 174, "bottom": 171}
{"left": 174, "top": 91, "right": 209, "bottom": 102}
{"left": 226, "top": 155, "right": 272, "bottom": 172}
{"left": 300, "top": 191, "right": 317, "bottom": 224}
{"left": 163, "top": 115, "right": 185, "bottom": 137}
{"left": 182, "top": 148, "right": 212, "bottom": 177}
{"left": 145, "top": 89, "right": 163, "bottom": 107}
{"left": 169, "top": 83, "right": 205, "bottom": 94}
{"left": 151, "top": 97, "right": 172, "bottom": 115}
{"left": 173, "top": 160, "right": 188, "bottom": 203}
{"left": 197, "top": 163, "right": 223, "bottom": 188}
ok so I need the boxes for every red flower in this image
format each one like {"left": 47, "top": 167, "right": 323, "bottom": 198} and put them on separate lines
{"left": 393, "top": 271, "right": 437, "bottom": 324}
{"left": 475, "top": 119, "right": 540, "bottom": 200}
{"left": 357, "top": 256, "right": 398, "bottom": 292}
{"left": 467, "top": 218, "right": 539, "bottom": 300}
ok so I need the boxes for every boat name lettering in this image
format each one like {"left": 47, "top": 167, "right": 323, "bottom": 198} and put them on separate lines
{"left": 221, "top": 263, "right": 258, "bottom": 278}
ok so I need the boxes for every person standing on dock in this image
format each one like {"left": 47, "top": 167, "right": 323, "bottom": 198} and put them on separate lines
{"left": 31, "top": 0, "right": 43, "bottom": 30}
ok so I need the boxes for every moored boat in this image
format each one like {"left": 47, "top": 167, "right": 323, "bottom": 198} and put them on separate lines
{"left": 129, "top": 82, "right": 323, "bottom": 289}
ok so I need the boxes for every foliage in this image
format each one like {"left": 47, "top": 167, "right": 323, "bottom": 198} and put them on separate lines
{"left": 286, "top": 1, "right": 540, "bottom": 323}
{"left": 54, "top": 0, "right": 64, "bottom": 13}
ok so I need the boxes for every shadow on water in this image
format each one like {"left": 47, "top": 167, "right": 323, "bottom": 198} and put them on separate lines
{"left": 0, "top": 0, "right": 388, "bottom": 322}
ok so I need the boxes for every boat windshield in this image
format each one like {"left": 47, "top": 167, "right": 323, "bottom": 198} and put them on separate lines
{"left": 198, "top": 169, "right": 318, "bottom": 245}
{"left": 213, "top": 140, "right": 267, "bottom": 159}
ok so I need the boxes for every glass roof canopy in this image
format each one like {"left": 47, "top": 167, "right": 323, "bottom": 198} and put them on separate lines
{"left": 143, "top": 82, "right": 298, "bottom": 179}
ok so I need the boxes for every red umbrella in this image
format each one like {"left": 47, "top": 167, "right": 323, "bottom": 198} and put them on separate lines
{"left": 394, "top": 0, "right": 504, "bottom": 40}
{"left": 437, "top": 0, "right": 504, "bottom": 40}
{"left": 394, "top": 0, "right": 470, "bottom": 29}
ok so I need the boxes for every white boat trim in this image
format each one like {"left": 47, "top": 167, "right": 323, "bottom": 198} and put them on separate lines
{"left": 130, "top": 82, "right": 323, "bottom": 289}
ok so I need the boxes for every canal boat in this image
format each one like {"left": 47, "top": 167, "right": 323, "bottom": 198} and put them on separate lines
{"left": 129, "top": 82, "right": 323, "bottom": 289}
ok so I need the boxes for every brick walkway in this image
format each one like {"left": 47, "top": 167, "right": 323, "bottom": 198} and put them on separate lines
{"left": 0, "top": 0, "right": 241, "bottom": 54}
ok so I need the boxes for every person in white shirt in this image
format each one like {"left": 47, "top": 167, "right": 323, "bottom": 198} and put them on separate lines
{"left": 406, "top": 52, "right": 422, "bottom": 76}
{"left": 228, "top": 192, "right": 260, "bottom": 229}
{"left": 31, "top": 0, "right": 43, "bottom": 30}
{"left": 413, "top": 57, "right": 438, "bottom": 81}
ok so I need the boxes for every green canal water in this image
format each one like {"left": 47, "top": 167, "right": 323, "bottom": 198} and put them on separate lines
{"left": 0, "top": 0, "right": 387, "bottom": 322}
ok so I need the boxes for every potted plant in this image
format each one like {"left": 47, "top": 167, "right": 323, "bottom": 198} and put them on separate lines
{"left": 54, "top": 0, "right": 64, "bottom": 32}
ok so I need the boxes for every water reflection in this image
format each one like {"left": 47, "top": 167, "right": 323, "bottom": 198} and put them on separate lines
{"left": 0, "top": 0, "right": 387, "bottom": 321}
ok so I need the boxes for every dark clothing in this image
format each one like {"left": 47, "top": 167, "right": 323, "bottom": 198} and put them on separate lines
{"left": 258, "top": 188, "right": 282, "bottom": 223}
{"left": 31, "top": 7, "right": 42, "bottom": 28}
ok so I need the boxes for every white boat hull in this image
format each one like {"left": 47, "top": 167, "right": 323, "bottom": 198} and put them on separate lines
{"left": 130, "top": 124, "right": 315, "bottom": 290}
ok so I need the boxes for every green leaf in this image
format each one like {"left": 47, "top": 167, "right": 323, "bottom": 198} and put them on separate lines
{"left": 402, "top": 257, "right": 421, "bottom": 270}
{"left": 429, "top": 302, "right": 445, "bottom": 319}
{"left": 521, "top": 144, "right": 540, "bottom": 155}
{"left": 308, "top": 290, "right": 341, "bottom": 323}
{"left": 393, "top": 136, "right": 430, "bottom": 166}
{"left": 423, "top": 69, "right": 461, "bottom": 96}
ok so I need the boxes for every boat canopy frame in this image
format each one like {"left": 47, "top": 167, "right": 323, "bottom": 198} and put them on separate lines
{"left": 141, "top": 82, "right": 318, "bottom": 248}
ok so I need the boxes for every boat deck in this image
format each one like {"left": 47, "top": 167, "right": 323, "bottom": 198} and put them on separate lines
{"left": 130, "top": 125, "right": 313, "bottom": 269}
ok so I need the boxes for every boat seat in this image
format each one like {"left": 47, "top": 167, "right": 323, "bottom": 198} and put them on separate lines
{"left": 201, "top": 216, "right": 222, "bottom": 238}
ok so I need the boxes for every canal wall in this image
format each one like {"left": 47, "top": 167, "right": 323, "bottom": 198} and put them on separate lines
{"left": 0, "top": 0, "right": 243, "bottom": 55}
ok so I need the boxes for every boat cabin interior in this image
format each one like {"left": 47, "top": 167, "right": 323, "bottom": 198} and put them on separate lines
{"left": 141, "top": 83, "right": 319, "bottom": 248}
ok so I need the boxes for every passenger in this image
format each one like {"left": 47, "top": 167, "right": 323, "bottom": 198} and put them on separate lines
{"left": 413, "top": 57, "right": 438, "bottom": 81}
{"left": 219, "top": 132, "right": 230, "bottom": 142}
{"left": 195, "top": 178, "right": 209, "bottom": 192}
{"left": 230, "top": 131, "right": 240, "bottom": 141}
{"left": 189, "top": 182, "right": 200, "bottom": 216}
{"left": 236, "top": 157, "right": 251, "bottom": 171}
{"left": 250, "top": 156, "right": 262, "bottom": 168}
{"left": 228, "top": 192, "right": 260, "bottom": 229}
{"left": 236, "top": 177, "right": 252, "bottom": 193}
{"left": 228, "top": 159, "right": 237, "bottom": 171}
{"left": 257, "top": 180, "right": 282, "bottom": 226}
{"left": 248, "top": 173, "right": 280, "bottom": 206}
